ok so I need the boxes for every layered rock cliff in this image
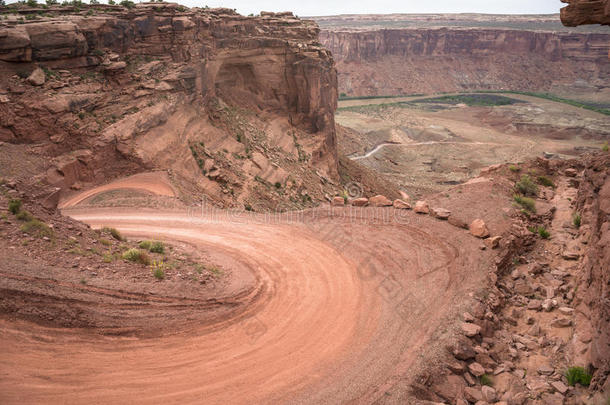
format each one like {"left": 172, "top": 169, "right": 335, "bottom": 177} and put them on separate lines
{"left": 573, "top": 154, "right": 610, "bottom": 390}
{"left": 319, "top": 28, "right": 610, "bottom": 96}
{"left": 561, "top": 0, "right": 610, "bottom": 26}
{"left": 0, "top": 4, "right": 339, "bottom": 209}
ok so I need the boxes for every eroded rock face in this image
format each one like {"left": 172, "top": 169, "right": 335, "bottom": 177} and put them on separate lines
{"left": 0, "top": 6, "right": 339, "bottom": 207}
{"left": 561, "top": 0, "right": 610, "bottom": 26}
{"left": 319, "top": 28, "right": 610, "bottom": 96}
{"left": 573, "top": 154, "right": 610, "bottom": 386}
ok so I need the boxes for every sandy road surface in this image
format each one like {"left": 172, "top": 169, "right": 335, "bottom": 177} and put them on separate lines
{"left": 1, "top": 181, "right": 492, "bottom": 404}
{"left": 58, "top": 172, "right": 177, "bottom": 209}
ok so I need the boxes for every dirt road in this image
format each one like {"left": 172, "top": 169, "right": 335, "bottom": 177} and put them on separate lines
{"left": 0, "top": 181, "right": 493, "bottom": 404}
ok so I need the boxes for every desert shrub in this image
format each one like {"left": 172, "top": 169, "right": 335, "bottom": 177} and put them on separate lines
{"left": 102, "top": 252, "right": 116, "bottom": 263}
{"left": 26, "top": 0, "right": 37, "bottom": 7}
{"left": 21, "top": 219, "right": 53, "bottom": 237}
{"left": 208, "top": 265, "right": 223, "bottom": 276}
{"left": 8, "top": 199, "right": 22, "bottom": 214}
{"left": 99, "top": 238, "right": 112, "bottom": 246}
{"left": 16, "top": 210, "right": 34, "bottom": 222}
{"left": 514, "top": 195, "right": 536, "bottom": 213}
{"left": 119, "top": 0, "right": 134, "bottom": 8}
{"left": 566, "top": 366, "right": 592, "bottom": 387}
{"left": 139, "top": 240, "right": 164, "bottom": 253}
{"left": 537, "top": 226, "right": 550, "bottom": 239}
{"left": 516, "top": 175, "right": 538, "bottom": 196}
{"left": 149, "top": 241, "right": 164, "bottom": 253}
{"left": 122, "top": 248, "right": 150, "bottom": 265}
{"left": 102, "top": 226, "right": 123, "bottom": 241}
{"left": 151, "top": 260, "right": 166, "bottom": 280}
{"left": 573, "top": 213, "right": 581, "bottom": 228}
{"left": 537, "top": 176, "right": 555, "bottom": 188}
{"left": 603, "top": 141, "right": 609, "bottom": 152}
{"left": 480, "top": 374, "right": 493, "bottom": 387}
{"left": 509, "top": 165, "right": 520, "bottom": 173}
{"left": 274, "top": 182, "right": 281, "bottom": 189}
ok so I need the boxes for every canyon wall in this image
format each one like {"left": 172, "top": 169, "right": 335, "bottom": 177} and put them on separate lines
{"left": 0, "top": 4, "right": 339, "bottom": 208}
{"left": 561, "top": 0, "right": 610, "bottom": 26}
{"left": 319, "top": 28, "right": 610, "bottom": 96}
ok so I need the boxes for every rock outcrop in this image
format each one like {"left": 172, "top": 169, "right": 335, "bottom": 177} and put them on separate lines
{"left": 561, "top": 0, "right": 610, "bottom": 26}
{"left": 319, "top": 28, "right": 610, "bottom": 96}
{"left": 573, "top": 154, "right": 610, "bottom": 388}
{"left": 0, "top": 5, "right": 339, "bottom": 208}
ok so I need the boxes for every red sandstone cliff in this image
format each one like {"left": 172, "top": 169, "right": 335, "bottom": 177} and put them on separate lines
{"left": 561, "top": 0, "right": 610, "bottom": 26}
{"left": 319, "top": 28, "right": 610, "bottom": 96}
{"left": 0, "top": 4, "right": 339, "bottom": 208}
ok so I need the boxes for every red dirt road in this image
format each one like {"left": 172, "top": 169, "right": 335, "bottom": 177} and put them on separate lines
{"left": 0, "top": 202, "right": 492, "bottom": 403}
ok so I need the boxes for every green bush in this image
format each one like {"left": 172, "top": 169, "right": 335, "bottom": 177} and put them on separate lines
{"left": 21, "top": 219, "right": 53, "bottom": 238}
{"left": 102, "top": 227, "right": 123, "bottom": 241}
{"left": 8, "top": 199, "right": 22, "bottom": 215}
{"left": 537, "top": 176, "right": 555, "bottom": 188}
{"left": 537, "top": 226, "right": 550, "bottom": 239}
{"left": 516, "top": 175, "right": 538, "bottom": 196}
{"left": 480, "top": 374, "right": 493, "bottom": 387}
{"left": 122, "top": 248, "right": 150, "bottom": 265}
{"left": 603, "top": 141, "right": 609, "bottom": 152}
{"left": 573, "top": 213, "right": 581, "bottom": 228}
{"left": 16, "top": 210, "right": 34, "bottom": 222}
{"left": 139, "top": 240, "right": 164, "bottom": 254}
{"left": 149, "top": 241, "right": 164, "bottom": 253}
{"left": 566, "top": 366, "right": 592, "bottom": 387}
{"left": 514, "top": 195, "right": 536, "bottom": 213}
{"left": 119, "top": 0, "right": 134, "bottom": 8}
{"left": 509, "top": 165, "right": 520, "bottom": 173}
{"left": 151, "top": 260, "right": 166, "bottom": 280}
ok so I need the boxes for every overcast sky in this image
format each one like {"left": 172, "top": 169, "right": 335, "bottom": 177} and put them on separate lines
{"left": 183, "top": 0, "right": 565, "bottom": 16}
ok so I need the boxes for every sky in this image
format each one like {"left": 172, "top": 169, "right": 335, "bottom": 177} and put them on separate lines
{"left": 181, "top": 0, "right": 565, "bottom": 17}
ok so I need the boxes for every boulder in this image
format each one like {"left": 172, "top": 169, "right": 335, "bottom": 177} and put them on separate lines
{"left": 564, "top": 168, "right": 578, "bottom": 177}
{"left": 369, "top": 195, "right": 392, "bottom": 207}
{"left": 331, "top": 196, "right": 345, "bottom": 207}
{"left": 469, "top": 219, "right": 490, "bottom": 238}
{"left": 351, "top": 197, "right": 369, "bottom": 207}
{"left": 430, "top": 207, "right": 451, "bottom": 219}
{"left": 27, "top": 67, "right": 46, "bottom": 86}
{"left": 463, "top": 387, "right": 482, "bottom": 403}
{"left": 484, "top": 236, "right": 502, "bottom": 249}
{"left": 448, "top": 215, "right": 468, "bottom": 229}
{"left": 462, "top": 322, "right": 481, "bottom": 337}
{"left": 551, "top": 380, "right": 568, "bottom": 394}
{"left": 104, "top": 61, "right": 127, "bottom": 72}
{"left": 393, "top": 199, "right": 411, "bottom": 209}
{"left": 453, "top": 342, "right": 476, "bottom": 360}
{"left": 468, "top": 362, "right": 485, "bottom": 377}
{"left": 550, "top": 317, "right": 572, "bottom": 328}
{"left": 414, "top": 200, "right": 429, "bottom": 214}
{"left": 481, "top": 385, "right": 497, "bottom": 402}
{"left": 537, "top": 364, "right": 554, "bottom": 376}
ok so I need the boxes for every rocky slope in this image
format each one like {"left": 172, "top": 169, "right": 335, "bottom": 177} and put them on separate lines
{"left": 0, "top": 4, "right": 344, "bottom": 210}
{"left": 319, "top": 27, "right": 610, "bottom": 96}
{"left": 561, "top": 0, "right": 610, "bottom": 26}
